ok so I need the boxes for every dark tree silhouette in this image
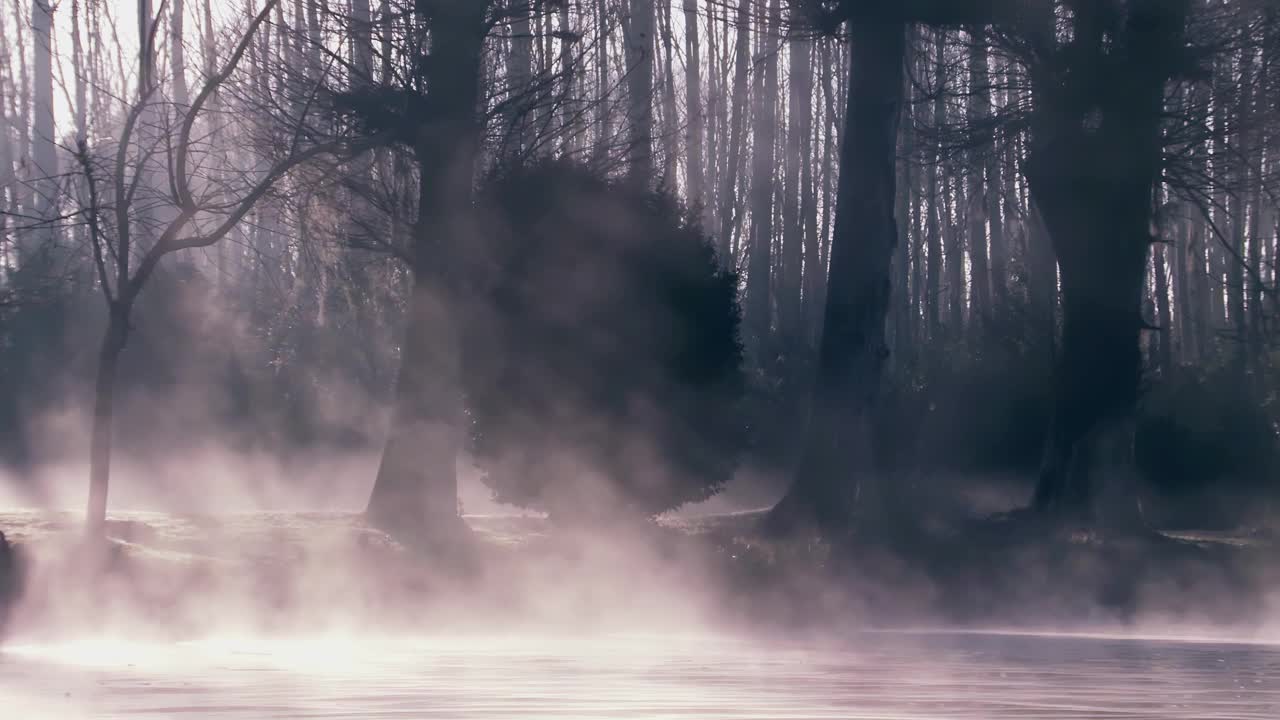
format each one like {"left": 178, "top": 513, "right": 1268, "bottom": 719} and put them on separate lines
{"left": 464, "top": 161, "right": 744, "bottom": 520}
{"left": 767, "top": 17, "right": 907, "bottom": 532}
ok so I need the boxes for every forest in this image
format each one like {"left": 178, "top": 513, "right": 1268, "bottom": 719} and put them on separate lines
{"left": 0, "top": 0, "right": 1279, "bottom": 634}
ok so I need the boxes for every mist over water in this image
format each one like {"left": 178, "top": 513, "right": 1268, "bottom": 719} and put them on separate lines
{"left": 2, "top": 503, "right": 1280, "bottom": 719}
{"left": 4, "top": 629, "right": 1280, "bottom": 719}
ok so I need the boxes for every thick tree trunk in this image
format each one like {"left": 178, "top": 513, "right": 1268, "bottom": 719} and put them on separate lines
{"left": 1029, "top": 153, "right": 1150, "bottom": 525}
{"left": 1029, "top": 0, "right": 1187, "bottom": 527}
{"left": 366, "top": 1, "right": 486, "bottom": 544}
{"left": 766, "top": 21, "right": 905, "bottom": 533}
{"left": 86, "top": 310, "right": 128, "bottom": 540}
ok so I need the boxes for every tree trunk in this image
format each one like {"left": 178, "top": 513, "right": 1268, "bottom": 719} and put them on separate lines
{"left": 892, "top": 32, "right": 914, "bottom": 367}
{"left": 683, "top": 0, "right": 704, "bottom": 214}
{"left": 507, "top": 2, "right": 533, "bottom": 156}
{"left": 71, "top": 0, "right": 87, "bottom": 139}
{"left": 766, "top": 21, "right": 905, "bottom": 533}
{"left": 28, "top": 0, "right": 56, "bottom": 266}
{"left": 624, "top": 0, "right": 655, "bottom": 183}
{"left": 1029, "top": 0, "right": 1187, "bottom": 527}
{"left": 367, "top": 1, "right": 486, "bottom": 544}
{"left": 594, "top": 0, "right": 610, "bottom": 154}
{"left": 744, "top": 0, "right": 779, "bottom": 356}
{"left": 924, "top": 32, "right": 943, "bottom": 345}
{"left": 657, "top": 0, "right": 679, "bottom": 188}
{"left": 171, "top": 0, "right": 189, "bottom": 107}
{"left": 1154, "top": 241, "right": 1172, "bottom": 372}
{"left": 86, "top": 309, "right": 128, "bottom": 540}
{"left": 808, "top": 37, "right": 836, "bottom": 345}
{"left": 351, "top": 0, "right": 372, "bottom": 79}
{"left": 966, "top": 33, "right": 991, "bottom": 331}
{"left": 799, "top": 39, "right": 820, "bottom": 351}
{"left": 987, "top": 53, "right": 1008, "bottom": 313}
{"left": 1172, "top": 213, "right": 1192, "bottom": 363}
{"left": 717, "top": 0, "right": 750, "bottom": 263}
{"left": 779, "top": 29, "right": 809, "bottom": 349}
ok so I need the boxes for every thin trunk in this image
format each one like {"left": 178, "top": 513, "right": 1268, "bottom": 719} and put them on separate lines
{"left": 744, "top": 0, "right": 778, "bottom": 354}
{"left": 683, "top": 0, "right": 704, "bottom": 213}
{"left": 717, "top": 0, "right": 749, "bottom": 264}
{"left": 924, "top": 32, "right": 943, "bottom": 343}
{"left": 171, "top": 0, "right": 189, "bottom": 107}
{"left": 351, "top": 0, "right": 372, "bottom": 79}
{"left": 658, "top": 0, "right": 679, "bottom": 188}
{"left": 594, "top": 0, "right": 610, "bottom": 154}
{"left": 28, "top": 0, "right": 56, "bottom": 266}
{"left": 623, "top": 0, "right": 656, "bottom": 183}
{"left": 800, "top": 39, "right": 820, "bottom": 350}
{"left": 1172, "top": 213, "right": 1193, "bottom": 363}
{"left": 988, "top": 51, "right": 1007, "bottom": 311}
{"left": 780, "top": 31, "right": 809, "bottom": 347}
{"left": 1154, "top": 241, "right": 1172, "bottom": 372}
{"left": 508, "top": 2, "right": 533, "bottom": 154}
{"left": 379, "top": 0, "right": 391, "bottom": 81}
{"left": 71, "top": 0, "right": 87, "bottom": 139}
{"left": 893, "top": 29, "right": 914, "bottom": 368}
{"left": 945, "top": 156, "right": 964, "bottom": 337}
{"left": 966, "top": 32, "right": 991, "bottom": 330}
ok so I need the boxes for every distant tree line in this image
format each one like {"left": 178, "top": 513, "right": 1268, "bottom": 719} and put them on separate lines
{"left": 0, "top": 1, "right": 1277, "bottom": 543}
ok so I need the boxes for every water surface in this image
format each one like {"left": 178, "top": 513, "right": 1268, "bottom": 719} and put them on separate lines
{"left": 3, "top": 630, "right": 1279, "bottom": 719}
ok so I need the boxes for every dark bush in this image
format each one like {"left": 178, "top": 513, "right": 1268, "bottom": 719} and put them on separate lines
{"left": 1136, "top": 366, "right": 1279, "bottom": 528}
{"left": 462, "top": 161, "right": 745, "bottom": 519}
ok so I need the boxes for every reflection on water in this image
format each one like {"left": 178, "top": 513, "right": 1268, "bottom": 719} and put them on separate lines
{"left": 2, "top": 631, "right": 1279, "bottom": 719}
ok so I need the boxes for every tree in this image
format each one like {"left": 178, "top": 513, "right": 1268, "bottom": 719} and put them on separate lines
{"left": 73, "top": 0, "right": 361, "bottom": 540}
{"left": 465, "top": 161, "right": 744, "bottom": 521}
{"left": 1025, "top": 1, "right": 1194, "bottom": 525}
{"left": 28, "top": 0, "right": 56, "bottom": 268}
{"left": 767, "top": 17, "right": 907, "bottom": 532}
{"left": 623, "top": 0, "right": 656, "bottom": 183}
{"left": 362, "top": 0, "right": 489, "bottom": 544}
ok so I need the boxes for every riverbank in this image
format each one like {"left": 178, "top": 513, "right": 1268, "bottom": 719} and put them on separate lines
{"left": 0, "top": 509, "right": 1277, "bottom": 642}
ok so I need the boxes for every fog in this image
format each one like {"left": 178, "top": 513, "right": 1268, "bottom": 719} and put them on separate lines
{"left": 5, "top": 0, "right": 1280, "bottom": 717}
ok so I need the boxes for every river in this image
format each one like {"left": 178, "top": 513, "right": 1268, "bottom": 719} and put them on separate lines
{"left": 3, "top": 630, "right": 1278, "bottom": 719}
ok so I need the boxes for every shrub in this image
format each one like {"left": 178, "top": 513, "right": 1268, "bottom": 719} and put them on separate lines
{"left": 462, "top": 161, "right": 745, "bottom": 520}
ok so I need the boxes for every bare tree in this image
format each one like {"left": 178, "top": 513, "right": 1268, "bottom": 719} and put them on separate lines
{"left": 73, "top": 0, "right": 364, "bottom": 540}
